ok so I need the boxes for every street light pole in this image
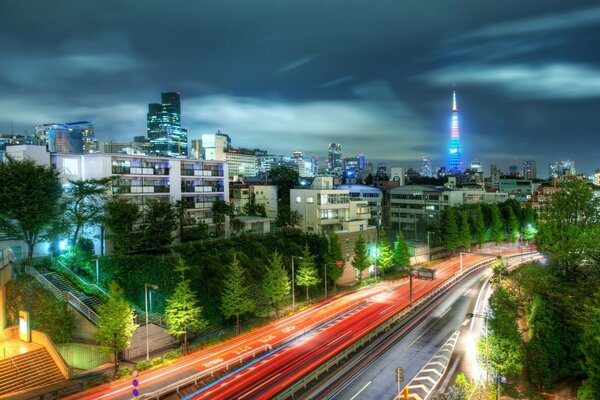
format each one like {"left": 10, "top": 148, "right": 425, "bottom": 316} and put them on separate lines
{"left": 324, "top": 263, "right": 327, "bottom": 299}
{"left": 95, "top": 258, "right": 99, "bottom": 286}
{"left": 145, "top": 283, "right": 159, "bottom": 361}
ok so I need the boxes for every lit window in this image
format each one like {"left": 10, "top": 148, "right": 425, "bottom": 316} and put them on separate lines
{"left": 296, "top": 196, "right": 302, "bottom": 203}
{"left": 307, "top": 197, "right": 314, "bottom": 204}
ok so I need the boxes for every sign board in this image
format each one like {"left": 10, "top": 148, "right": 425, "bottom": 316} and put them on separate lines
{"left": 336, "top": 260, "right": 343, "bottom": 268}
{"left": 18, "top": 310, "right": 31, "bottom": 342}
{"left": 396, "top": 367, "right": 404, "bottom": 382}
{"left": 498, "top": 375, "right": 507, "bottom": 384}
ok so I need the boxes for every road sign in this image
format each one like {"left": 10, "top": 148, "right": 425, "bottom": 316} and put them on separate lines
{"left": 336, "top": 260, "right": 343, "bottom": 268}
{"left": 396, "top": 367, "right": 404, "bottom": 382}
{"left": 498, "top": 375, "right": 507, "bottom": 384}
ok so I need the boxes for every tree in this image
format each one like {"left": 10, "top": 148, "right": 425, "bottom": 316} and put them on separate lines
{"left": 506, "top": 207, "right": 520, "bottom": 243}
{"left": 581, "top": 294, "right": 600, "bottom": 397}
{"left": 393, "top": 232, "right": 411, "bottom": 268}
{"left": 376, "top": 230, "right": 394, "bottom": 273}
{"left": 221, "top": 255, "right": 255, "bottom": 334}
{"left": 261, "top": 251, "right": 290, "bottom": 317}
{"left": 174, "top": 200, "right": 196, "bottom": 242}
{"left": 474, "top": 204, "right": 486, "bottom": 249}
{"left": 164, "top": 260, "right": 207, "bottom": 353}
{"left": 296, "top": 245, "right": 319, "bottom": 301}
{"left": 242, "top": 194, "right": 267, "bottom": 217}
{"left": 270, "top": 165, "right": 299, "bottom": 207}
{"left": 104, "top": 197, "right": 142, "bottom": 254}
{"left": 63, "top": 178, "right": 110, "bottom": 245}
{"left": 0, "top": 157, "right": 63, "bottom": 263}
{"left": 442, "top": 207, "right": 460, "bottom": 253}
{"left": 212, "top": 200, "right": 232, "bottom": 238}
{"left": 94, "top": 281, "right": 138, "bottom": 372}
{"left": 352, "top": 235, "right": 370, "bottom": 282}
{"left": 490, "top": 203, "right": 504, "bottom": 245}
{"left": 459, "top": 211, "right": 472, "bottom": 250}
{"left": 325, "top": 231, "right": 344, "bottom": 291}
{"left": 275, "top": 206, "right": 302, "bottom": 228}
{"left": 141, "top": 199, "right": 177, "bottom": 250}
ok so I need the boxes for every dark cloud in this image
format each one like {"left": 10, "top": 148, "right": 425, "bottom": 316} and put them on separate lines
{"left": 1, "top": 0, "right": 599, "bottom": 174}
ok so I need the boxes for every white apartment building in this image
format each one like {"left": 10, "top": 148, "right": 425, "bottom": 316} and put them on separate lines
{"left": 231, "top": 184, "right": 278, "bottom": 219}
{"left": 290, "top": 177, "right": 371, "bottom": 235}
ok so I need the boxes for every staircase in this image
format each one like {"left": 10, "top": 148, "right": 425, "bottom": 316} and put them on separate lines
{"left": 35, "top": 265, "right": 104, "bottom": 314}
{"left": 0, "top": 348, "right": 64, "bottom": 395}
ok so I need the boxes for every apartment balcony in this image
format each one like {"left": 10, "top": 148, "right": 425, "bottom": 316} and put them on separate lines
{"left": 112, "top": 166, "right": 169, "bottom": 175}
{"left": 181, "top": 169, "right": 223, "bottom": 177}
{"left": 318, "top": 218, "right": 340, "bottom": 225}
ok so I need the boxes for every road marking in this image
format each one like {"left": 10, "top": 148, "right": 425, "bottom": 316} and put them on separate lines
{"left": 237, "top": 372, "right": 281, "bottom": 399}
{"left": 438, "top": 307, "right": 452, "bottom": 319}
{"left": 327, "top": 331, "right": 352, "bottom": 347}
{"left": 462, "top": 318, "right": 470, "bottom": 327}
{"left": 350, "top": 381, "right": 371, "bottom": 400}
{"left": 463, "top": 288, "right": 472, "bottom": 296}
{"left": 405, "top": 334, "right": 422, "bottom": 350}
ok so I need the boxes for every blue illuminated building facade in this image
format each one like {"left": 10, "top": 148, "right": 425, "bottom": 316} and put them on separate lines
{"left": 448, "top": 91, "right": 463, "bottom": 174}
{"left": 147, "top": 92, "right": 188, "bottom": 157}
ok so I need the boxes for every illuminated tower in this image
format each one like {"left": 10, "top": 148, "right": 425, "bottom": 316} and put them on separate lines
{"left": 448, "top": 91, "right": 463, "bottom": 173}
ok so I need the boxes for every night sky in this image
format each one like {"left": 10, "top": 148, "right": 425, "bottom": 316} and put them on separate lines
{"left": 2, "top": 1, "right": 599, "bottom": 175}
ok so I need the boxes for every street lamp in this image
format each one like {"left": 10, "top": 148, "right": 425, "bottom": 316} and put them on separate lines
{"left": 467, "top": 312, "right": 489, "bottom": 382}
{"left": 291, "top": 256, "right": 303, "bottom": 310}
{"left": 145, "top": 283, "right": 159, "bottom": 361}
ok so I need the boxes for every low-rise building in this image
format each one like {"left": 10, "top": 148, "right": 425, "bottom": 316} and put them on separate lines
{"left": 230, "top": 184, "right": 278, "bottom": 219}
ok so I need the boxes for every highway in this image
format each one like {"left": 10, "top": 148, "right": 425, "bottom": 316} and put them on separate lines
{"left": 180, "top": 254, "right": 492, "bottom": 399}
{"left": 321, "top": 265, "right": 495, "bottom": 400}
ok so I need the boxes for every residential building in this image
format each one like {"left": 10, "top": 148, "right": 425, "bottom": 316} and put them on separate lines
{"left": 201, "top": 131, "right": 230, "bottom": 161}
{"left": 390, "top": 167, "right": 404, "bottom": 185}
{"left": 594, "top": 169, "right": 600, "bottom": 186}
{"left": 147, "top": 92, "right": 188, "bottom": 157}
{"left": 290, "top": 177, "right": 371, "bottom": 235}
{"left": 336, "top": 184, "right": 383, "bottom": 227}
{"left": 230, "top": 184, "right": 278, "bottom": 219}
{"left": 498, "top": 178, "right": 537, "bottom": 202}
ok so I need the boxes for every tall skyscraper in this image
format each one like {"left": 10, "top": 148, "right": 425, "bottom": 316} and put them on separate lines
{"left": 448, "top": 91, "right": 463, "bottom": 174}
{"left": 147, "top": 92, "right": 188, "bottom": 157}
{"left": 311, "top": 155, "right": 319, "bottom": 175}
{"left": 36, "top": 121, "right": 96, "bottom": 154}
{"left": 420, "top": 157, "right": 433, "bottom": 177}
{"left": 548, "top": 160, "right": 576, "bottom": 179}
{"left": 327, "top": 143, "right": 342, "bottom": 172}
{"left": 522, "top": 160, "right": 537, "bottom": 180}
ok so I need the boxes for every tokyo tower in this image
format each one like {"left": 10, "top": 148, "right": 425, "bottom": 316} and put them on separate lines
{"left": 448, "top": 90, "right": 463, "bottom": 173}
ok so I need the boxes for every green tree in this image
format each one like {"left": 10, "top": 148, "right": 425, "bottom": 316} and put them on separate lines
{"left": 393, "top": 232, "right": 411, "bottom": 268}
{"left": 242, "top": 194, "right": 267, "bottom": 217}
{"left": 506, "top": 207, "right": 520, "bottom": 243}
{"left": 581, "top": 293, "right": 600, "bottom": 397}
{"left": 325, "top": 231, "right": 344, "bottom": 291}
{"left": 164, "top": 261, "right": 207, "bottom": 353}
{"left": 296, "top": 245, "right": 319, "bottom": 301}
{"left": 0, "top": 157, "right": 63, "bottom": 263}
{"left": 63, "top": 178, "right": 110, "bottom": 245}
{"left": 376, "top": 230, "right": 394, "bottom": 272}
{"left": 220, "top": 255, "right": 255, "bottom": 334}
{"left": 261, "top": 251, "right": 290, "bottom": 317}
{"left": 94, "top": 281, "right": 138, "bottom": 372}
{"left": 275, "top": 206, "right": 302, "bottom": 228}
{"left": 174, "top": 200, "right": 196, "bottom": 242}
{"left": 141, "top": 199, "right": 177, "bottom": 250}
{"left": 270, "top": 165, "right": 299, "bottom": 207}
{"left": 474, "top": 204, "right": 486, "bottom": 249}
{"left": 352, "top": 235, "right": 370, "bottom": 282}
{"left": 490, "top": 203, "right": 504, "bottom": 245}
{"left": 442, "top": 207, "right": 460, "bottom": 253}
{"left": 104, "top": 197, "right": 142, "bottom": 254}
{"left": 212, "top": 200, "right": 233, "bottom": 238}
{"left": 459, "top": 211, "right": 472, "bottom": 250}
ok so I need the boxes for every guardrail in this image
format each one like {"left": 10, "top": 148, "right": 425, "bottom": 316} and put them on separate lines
{"left": 0, "top": 247, "right": 20, "bottom": 271}
{"left": 275, "top": 256, "right": 496, "bottom": 400}
{"left": 55, "top": 259, "right": 110, "bottom": 299}
{"left": 139, "top": 343, "right": 273, "bottom": 400}
{"left": 25, "top": 265, "right": 99, "bottom": 325}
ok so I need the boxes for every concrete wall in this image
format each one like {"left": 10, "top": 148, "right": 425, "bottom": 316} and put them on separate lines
{"left": 122, "top": 323, "right": 177, "bottom": 360}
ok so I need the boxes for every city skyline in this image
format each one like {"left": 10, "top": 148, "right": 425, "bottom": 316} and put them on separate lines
{"left": 1, "top": 1, "right": 599, "bottom": 173}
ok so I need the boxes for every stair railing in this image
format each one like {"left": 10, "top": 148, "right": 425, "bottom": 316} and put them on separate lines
{"left": 54, "top": 259, "right": 110, "bottom": 299}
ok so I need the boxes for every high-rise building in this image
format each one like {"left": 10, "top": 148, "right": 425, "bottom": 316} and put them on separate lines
{"left": 36, "top": 121, "right": 97, "bottom": 154}
{"left": 448, "top": 91, "right": 463, "bottom": 174}
{"left": 594, "top": 169, "right": 600, "bottom": 186}
{"left": 201, "top": 131, "right": 230, "bottom": 161}
{"left": 490, "top": 164, "right": 502, "bottom": 188}
{"left": 548, "top": 160, "right": 576, "bottom": 179}
{"left": 357, "top": 153, "right": 366, "bottom": 170}
{"left": 420, "top": 157, "right": 433, "bottom": 177}
{"left": 147, "top": 92, "right": 188, "bottom": 157}
{"left": 522, "top": 160, "right": 537, "bottom": 180}
{"left": 327, "top": 143, "right": 343, "bottom": 173}
{"left": 508, "top": 159, "right": 520, "bottom": 177}
{"left": 311, "top": 155, "right": 319, "bottom": 175}
{"left": 470, "top": 158, "right": 483, "bottom": 173}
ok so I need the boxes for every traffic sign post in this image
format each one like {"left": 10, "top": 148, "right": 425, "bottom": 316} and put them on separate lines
{"left": 132, "top": 370, "right": 140, "bottom": 398}
{"left": 396, "top": 367, "right": 404, "bottom": 397}
{"left": 496, "top": 375, "right": 507, "bottom": 400}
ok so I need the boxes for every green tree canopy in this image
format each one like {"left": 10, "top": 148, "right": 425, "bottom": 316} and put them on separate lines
{"left": 164, "top": 260, "right": 207, "bottom": 352}
{"left": 393, "top": 232, "right": 411, "bottom": 268}
{"left": 261, "top": 251, "right": 290, "bottom": 317}
{"left": 269, "top": 165, "right": 299, "bottom": 207}
{"left": 474, "top": 204, "right": 486, "bottom": 248}
{"left": 141, "top": 198, "right": 177, "bottom": 250}
{"left": 0, "top": 157, "right": 63, "bottom": 262}
{"left": 506, "top": 206, "right": 520, "bottom": 243}
{"left": 325, "top": 231, "right": 344, "bottom": 287}
{"left": 275, "top": 205, "right": 303, "bottom": 228}
{"left": 94, "top": 281, "right": 138, "bottom": 371}
{"left": 296, "top": 245, "right": 319, "bottom": 301}
{"left": 352, "top": 235, "right": 370, "bottom": 282}
{"left": 459, "top": 210, "right": 472, "bottom": 250}
{"left": 104, "top": 197, "right": 142, "bottom": 255}
{"left": 242, "top": 194, "right": 267, "bottom": 217}
{"left": 442, "top": 207, "right": 460, "bottom": 253}
{"left": 212, "top": 200, "right": 233, "bottom": 238}
{"left": 63, "top": 178, "right": 110, "bottom": 245}
{"left": 376, "top": 230, "right": 394, "bottom": 272}
{"left": 490, "top": 203, "right": 504, "bottom": 245}
{"left": 220, "top": 255, "right": 255, "bottom": 334}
